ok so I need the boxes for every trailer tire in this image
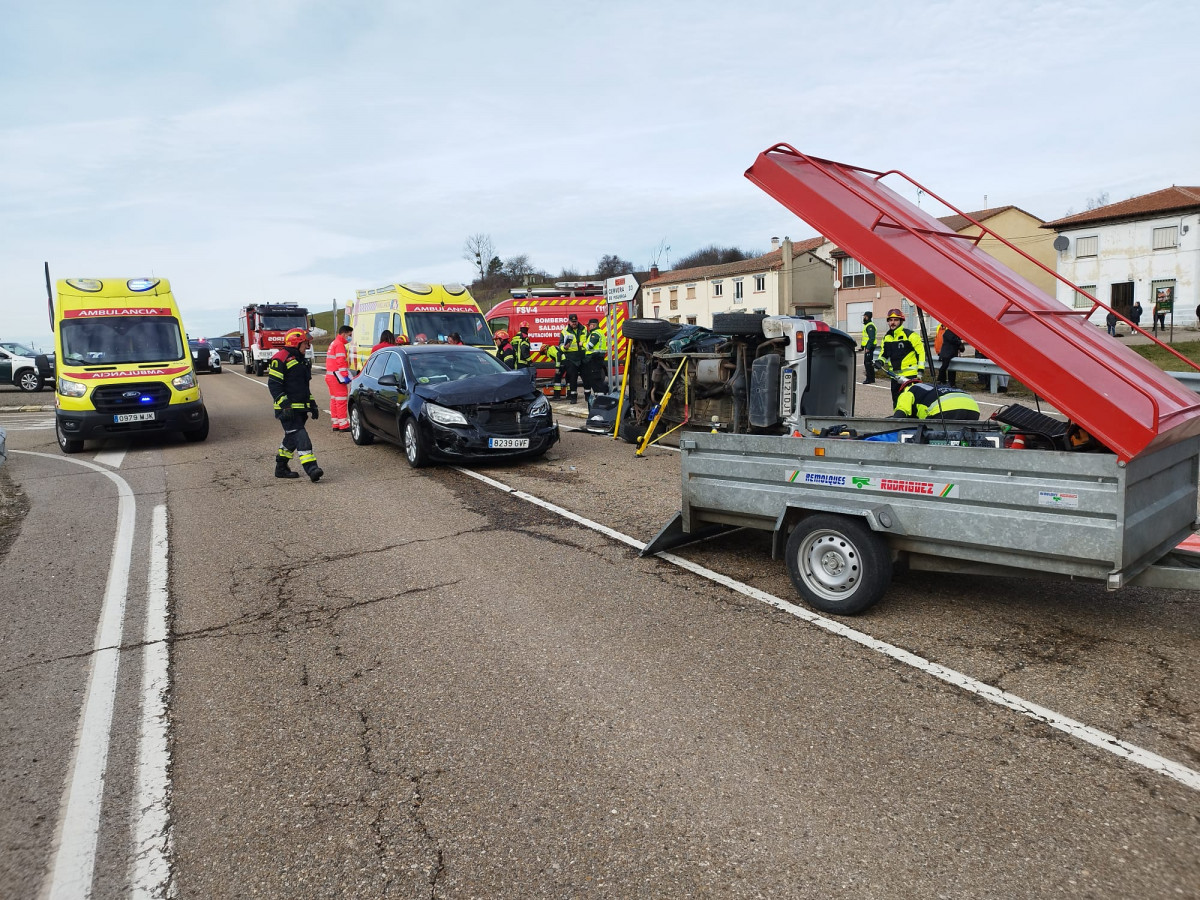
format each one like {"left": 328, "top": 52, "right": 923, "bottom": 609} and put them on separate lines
{"left": 711, "top": 312, "right": 767, "bottom": 336}
{"left": 623, "top": 318, "right": 676, "bottom": 342}
{"left": 784, "top": 513, "right": 891, "bottom": 615}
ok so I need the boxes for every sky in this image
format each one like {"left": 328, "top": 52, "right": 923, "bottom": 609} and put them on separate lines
{"left": 2, "top": 0, "right": 1196, "bottom": 348}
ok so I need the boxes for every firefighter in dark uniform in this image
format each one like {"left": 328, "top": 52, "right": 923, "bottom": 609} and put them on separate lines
{"left": 268, "top": 328, "right": 323, "bottom": 481}
{"left": 860, "top": 311, "right": 877, "bottom": 384}
{"left": 878, "top": 307, "right": 926, "bottom": 403}
{"left": 892, "top": 376, "right": 980, "bottom": 420}
{"left": 546, "top": 343, "right": 565, "bottom": 398}
{"left": 511, "top": 324, "right": 533, "bottom": 369}
{"left": 494, "top": 330, "right": 517, "bottom": 368}
{"left": 582, "top": 317, "right": 608, "bottom": 405}
{"left": 559, "top": 312, "right": 588, "bottom": 403}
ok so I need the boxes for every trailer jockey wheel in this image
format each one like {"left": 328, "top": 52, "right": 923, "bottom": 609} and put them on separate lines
{"left": 785, "top": 513, "right": 892, "bottom": 615}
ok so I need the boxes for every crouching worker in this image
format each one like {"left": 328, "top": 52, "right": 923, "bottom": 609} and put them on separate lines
{"left": 892, "top": 376, "right": 980, "bottom": 421}
{"left": 269, "top": 328, "right": 324, "bottom": 482}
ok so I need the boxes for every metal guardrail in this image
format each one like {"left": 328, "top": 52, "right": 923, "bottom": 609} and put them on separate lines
{"left": 945, "top": 358, "right": 1200, "bottom": 394}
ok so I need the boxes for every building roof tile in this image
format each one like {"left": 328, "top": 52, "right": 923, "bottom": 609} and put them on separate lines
{"left": 1042, "top": 186, "right": 1200, "bottom": 228}
{"left": 644, "top": 237, "right": 826, "bottom": 286}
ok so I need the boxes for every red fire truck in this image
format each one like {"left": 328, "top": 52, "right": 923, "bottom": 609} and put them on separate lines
{"left": 239, "top": 302, "right": 314, "bottom": 375}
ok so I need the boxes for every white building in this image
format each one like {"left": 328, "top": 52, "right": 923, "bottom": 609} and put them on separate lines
{"left": 1042, "top": 186, "right": 1200, "bottom": 329}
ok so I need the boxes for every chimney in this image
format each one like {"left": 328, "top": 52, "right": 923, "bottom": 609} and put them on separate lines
{"left": 771, "top": 236, "right": 781, "bottom": 249}
{"left": 650, "top": 265, "right": 659, "bottom": 279}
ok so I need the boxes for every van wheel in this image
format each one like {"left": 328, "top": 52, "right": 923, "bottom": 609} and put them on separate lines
{"left": 712, "top": 312, "right": 768, "bottom": 336}
{"left": 183, "top": 410, "right": 210, "bottom": 442}
{"left": 349, "top": 404, "right": 374, "bottom": 445}
{"left": 623, "top": 318, "right": 677, "bottom": 342}
{"left": 15, "top": 368, "right": 43, "bottom": 392}
{"left": 784, "top": 513, "right": 891, "bottom": 615}
{"left": 56, "top": 419, "right": 83, "bottom": 454}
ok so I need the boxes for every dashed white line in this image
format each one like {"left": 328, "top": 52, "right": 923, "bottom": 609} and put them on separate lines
{"left": 454, "top": 465, "right": 1200, "bottom": 794}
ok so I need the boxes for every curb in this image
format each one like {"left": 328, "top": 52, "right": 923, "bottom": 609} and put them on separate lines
{"left": 0, "top": 405, "right": 54, "bottom": 413}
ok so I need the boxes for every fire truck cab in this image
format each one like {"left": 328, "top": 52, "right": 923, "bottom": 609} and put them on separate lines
{"left": 240, "top": 302, "right": 314, "bottom": 375}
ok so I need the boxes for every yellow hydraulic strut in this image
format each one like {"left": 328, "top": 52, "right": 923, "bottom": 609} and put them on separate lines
{"left": 611, "top": 336, "right": 635, "bottom": 440}
{"left": 636, "top": 357, "right": 688, "bottom": 457}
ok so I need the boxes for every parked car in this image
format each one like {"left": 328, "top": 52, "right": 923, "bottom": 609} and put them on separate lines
{"left": 0, "top": 342, "right": 54, "bottom": 392}
{"left": 188, "top": 339, "right": 222, "bottom": 374}
{"left": 348, "top": 344, "right": 558, "bottom": 467}
{"left": 205, "top": 336, "right": 243, "bottom": 364}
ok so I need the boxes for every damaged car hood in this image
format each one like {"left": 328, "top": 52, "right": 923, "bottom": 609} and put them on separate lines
{"left": 414, "top": 372, "right": 537, "bottom": 406}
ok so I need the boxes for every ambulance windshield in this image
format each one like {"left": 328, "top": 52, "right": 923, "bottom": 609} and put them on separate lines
{"left": 61, "top": 316, "right": 185, "bottom": 365}
{"left": 405, "top": 312, "right": 492, "bottom": 347}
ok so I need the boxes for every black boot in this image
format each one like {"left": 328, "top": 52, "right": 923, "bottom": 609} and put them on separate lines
{"left": 305, "top": 463, "right": 324, "bottom": 483}
{"left": 275, "top": 457, "right": 299, "bottom": 479}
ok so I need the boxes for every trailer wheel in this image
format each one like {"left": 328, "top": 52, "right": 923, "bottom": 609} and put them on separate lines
{"left": 623, "top": 318, "right": 676, "bottom": 342}
{"left": 711, "top": 312, "right": 767, "bottom": 336}
{"left": 784, "top": 514, "right": 891, "bottom": 615}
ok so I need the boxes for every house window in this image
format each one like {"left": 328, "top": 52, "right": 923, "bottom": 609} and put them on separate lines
{"left": 713, "top": 281, "right": 723, "bottom": 298}
{"left": 754, "top": 275, "right": 765, "bottom": 292}
{"left": 1073, "top": 285, "right": 1096, "bottom": 309}
{"left": 1075, "top": 236, "right": 1098, "bottom": 258}
{"left": 734, "top": 279, "right": 744, "bottom": 301}
{"left": 652, "top": 306, "right": 660, "bottom": 318}
{"left": 1153, "top": 226, "right": 1179, "bottom": 250}
{"left": 686, "top": 315, "right": 697, "bottom": 325}
{"left": 841, "top": 258, "right": 876, "bottom": 288}
{"left": 686, "top": 283, "right": 696, "bottom": 300}
{"left": 669, "top": 287, "right": 678, "bottom": 306}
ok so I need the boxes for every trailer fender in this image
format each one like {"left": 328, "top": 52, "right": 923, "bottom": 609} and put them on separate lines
{"left": 771, "top": 501, "right": 903, "bottom": 560}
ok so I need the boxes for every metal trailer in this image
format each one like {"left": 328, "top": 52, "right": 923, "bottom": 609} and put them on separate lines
{"left": 641, "top": 146, "right": 1200, "bottom": 614}
{"left": 643, "top": 424, "right": 1200, "bottom": 614}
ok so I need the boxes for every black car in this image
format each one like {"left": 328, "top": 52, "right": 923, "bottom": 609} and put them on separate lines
{"left": 348, "top": 345, "right": 558, "bottom": 467}
{"left": 205, "top": 336, "right": 243, "bottom": 364}
{"left": 188, "top": 339, "right": 222, "bottom": 374}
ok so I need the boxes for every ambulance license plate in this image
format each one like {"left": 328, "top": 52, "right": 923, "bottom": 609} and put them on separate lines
{"left": 114, "top": 411, "right": 156, "bottom": 423}
{"left": 488, "top": 437, "right": 529, "bottom": 449}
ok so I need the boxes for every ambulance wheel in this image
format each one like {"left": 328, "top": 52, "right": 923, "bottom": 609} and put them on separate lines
{"left": 349, "top": 404, "right": 374, "bottom": 445}
{"left": 15, "top": 368, "right": 43, "bottom": 392}
{"left": 56, "top": 419, "right": 83, "bottom": 454}
{"left": 712, "top": 312, "right": 767, "bottom": 336}
{"left": 402, "top": 417, "right": 429, "bottom": 468}
{"left": 784, "top": 513, "right": 891, "bottom": 615}
{"left": 623, "top": 318, "right": 676, "bottom": 342}
{"left": 183, "top": 411, "right": 209, "bottom": 442}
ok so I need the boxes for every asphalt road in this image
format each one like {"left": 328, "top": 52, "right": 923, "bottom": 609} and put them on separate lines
{"left": 0, "top": 369, "right": 1197, "bottom": 898}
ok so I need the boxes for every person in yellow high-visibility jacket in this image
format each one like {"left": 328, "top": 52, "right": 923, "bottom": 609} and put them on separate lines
{"left": 879, "top": 307, "right": 925, "bottom": 403}
{"left": 892, "top": 376, "right": 980, "bottom": 420}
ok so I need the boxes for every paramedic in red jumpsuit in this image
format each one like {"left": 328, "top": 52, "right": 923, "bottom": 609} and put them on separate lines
{"left": 324, "top": 325, "right": 353, "bottom": 431}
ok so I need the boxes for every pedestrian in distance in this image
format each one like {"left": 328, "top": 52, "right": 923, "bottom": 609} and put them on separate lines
{"left": 1131, "top": 302, "right": 1143, "bottom": 330}
{"left": 582, "top": 317, "right": 608, "bottom": 405}
{"left": 371, "top": 330, "right": 397, "bottom": 354}
{"left": 494, "top": 330, "right": 517, "bottom": 368}
{"left": 936, "top": 326, "right": 964, "bottom": 388}
{"left": 892, "top": 375, "right": 980, "bottom": 421}
{"left": 324, "top": 324, "right": 353, "bottom": 432}
{"left": 860, "top": 311, "right": 877, "bottom": 384}
{"left": 878, "top": 308, "right": 925, "bottom": 404}
{"left": 559, "top": 312, "right": 588, "bottom": 404}
{"left": 268, "top": 328, "right": 323, "bottom": 482}
{"left": 1105, "top": 310, "right": 1118, "bottom": 337}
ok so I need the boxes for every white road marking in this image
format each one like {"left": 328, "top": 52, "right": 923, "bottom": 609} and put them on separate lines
{"left": 93, "top": 446, "right": 128, "bottom": 469}
{"left": 14, "top": 451, "right": 136, "bottom": 900}
{"left": 0, "top": 412, "right": 55, "bottom": 430}
{"left": 131, "top": 505, "right": 172, "bottom": 899}
{"left": 455, "top": 466, "right": 1200, "bottom": 794}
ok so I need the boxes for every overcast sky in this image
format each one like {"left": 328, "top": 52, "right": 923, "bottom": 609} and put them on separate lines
{"left": 2, "top": 0, "right": 1195, "bottom": 347}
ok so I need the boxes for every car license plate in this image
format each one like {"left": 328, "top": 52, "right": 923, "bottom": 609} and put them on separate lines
{"left": 488, "top": 437, "right": 529, "bottom": 449}
{"left": 114, "top": 411, "right": 156, "bottom": 423}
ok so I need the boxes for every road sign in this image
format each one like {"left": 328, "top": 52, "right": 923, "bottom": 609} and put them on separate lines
{"left": 605, "top": 274, "right": 639, "bottom": 306}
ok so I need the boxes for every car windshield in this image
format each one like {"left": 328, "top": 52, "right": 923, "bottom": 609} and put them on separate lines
{"left": 61, "top": 316, "right": 185, "bottom": 366}
{"left": 260, "top": 314, "right": 309, "bottom": 331}
{"left": 408, "top": 348, "right": 509, "bottom": 384}
{"left": 0, "top": 342, "right": 37, "bottom": 356}
{"left": 405, "top": 312, "right": 493, "bottom": 347}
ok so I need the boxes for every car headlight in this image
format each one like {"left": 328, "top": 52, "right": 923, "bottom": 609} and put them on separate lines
{"left": 529, "top": 394, "right": 550, "bottom": 417}
{"left": 424, "top": 402, "right": 467, "bottom": 426}
{"left": 58, "top": 377, "right": 87, "bottom": 398}
{"left": 172, "top": 371, "right": 197, "bottom": 390}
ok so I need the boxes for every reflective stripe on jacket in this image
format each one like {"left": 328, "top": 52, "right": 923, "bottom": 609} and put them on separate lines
{"left": 584, "top": 329, "right": 607, "bottom": 357}
{"left": 268, "top": 348, "right": 313, "bottom": 413}
{"left": 512, "top": 334, "right": 532, "bottom": 367}
{"left": 327, "top": 335, "right": 351, "bottom": 383}
{"left": 560, "top": 324, "right": 587, "bottom": 361}
{"left": 880, "top": 326, "right": 925, "bottom": 377}
{"left": 861, "top": 320, "right": 877, "bottom": 350}
{"left": 893, "top": 383, "right": 980, "bottom": 419}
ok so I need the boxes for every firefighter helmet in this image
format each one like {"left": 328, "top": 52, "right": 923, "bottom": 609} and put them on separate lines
{"left": 396, "top": 334, "right": 410, "bottom": 345}
{"left": 283, "top": 328, "right": 310, "bottom": 347}
{"left": 886, "top": 308, "right": 905, "bottom": 321}
{"left": 899, "top": 375, "right": 921, "bottom": 390}
{"left": 494, "top": 330, "right": 510, "bottom": 342}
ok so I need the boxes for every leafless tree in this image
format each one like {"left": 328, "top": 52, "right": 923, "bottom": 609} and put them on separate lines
{"left": 463, "top": 233, "right": 495, "bottom": 282}
{"left": 595, "top": 254, "right": 634, "bottom": 279}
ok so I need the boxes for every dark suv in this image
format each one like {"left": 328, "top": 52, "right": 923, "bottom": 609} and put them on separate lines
{"left": 205, "top": 336, "right": 243, "bottom": 364}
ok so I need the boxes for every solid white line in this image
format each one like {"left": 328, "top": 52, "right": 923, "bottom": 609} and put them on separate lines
{"left": 453, "top": 465, "right": 1200, "bottom": 793}
{"left": 131, "top": 505, "right": 172, "bottom": 899}
{"left": 14, "top": 451, "right": 136, "bottom": 900}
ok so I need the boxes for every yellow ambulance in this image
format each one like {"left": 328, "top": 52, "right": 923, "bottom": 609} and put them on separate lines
{"left": 52, "top": 277, "right": 208, "bottom": 453}
{"left": 345, "top": 282, "right": 494, "bottom": 371}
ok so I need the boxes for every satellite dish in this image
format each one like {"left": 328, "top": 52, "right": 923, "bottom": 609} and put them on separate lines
{"left": 1053, "top": 235, "right": 1070, "bottom": 252}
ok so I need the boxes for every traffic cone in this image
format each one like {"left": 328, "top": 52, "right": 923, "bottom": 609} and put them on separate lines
{"left": 1009, "top": 433, "right": 1027, "bottom": 450}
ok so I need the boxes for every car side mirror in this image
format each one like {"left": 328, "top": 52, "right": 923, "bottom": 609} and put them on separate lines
{"left": 378, "top": 373, "right": 399, "bottom": 387}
